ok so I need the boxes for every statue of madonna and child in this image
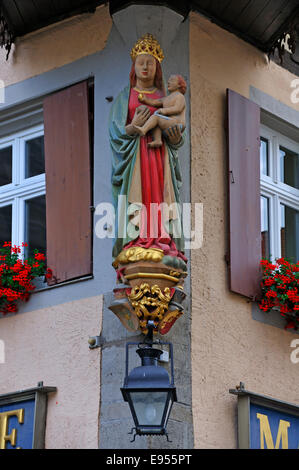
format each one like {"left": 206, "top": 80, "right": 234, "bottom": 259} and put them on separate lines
{"left": 108, "top": 34, "right": 188, "bottom": 336}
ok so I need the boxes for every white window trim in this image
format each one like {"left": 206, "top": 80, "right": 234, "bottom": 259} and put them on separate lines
{"left": 0, "top": 124, "right": 45, "bottom": 257}
{"left": 260, "top": 124, "right": 299, "bottom": 262}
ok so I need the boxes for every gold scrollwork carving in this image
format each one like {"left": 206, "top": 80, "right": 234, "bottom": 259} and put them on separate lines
{"left": 169, "top": 270, "right": 181, "bottom": 278}
{"left": 128, "top": 283, "right": 172, "bottom": 333}
{"left": 112, "top": 247, "right": 164, "bottom": 269}
{"left": 124, "top": 272, "right": 180, "bottom": 283}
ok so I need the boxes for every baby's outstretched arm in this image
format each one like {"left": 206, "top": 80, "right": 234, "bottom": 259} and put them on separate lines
{"left": 138, "top": 94, "right": 164, "bottom": 108}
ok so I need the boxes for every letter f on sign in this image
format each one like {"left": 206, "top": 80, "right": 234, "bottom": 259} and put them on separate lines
{"left": 0, "top": 409, "right": 24, "bottom": 449}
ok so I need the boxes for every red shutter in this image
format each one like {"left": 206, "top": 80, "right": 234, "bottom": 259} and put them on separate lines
{"left": 43, "top": 81, "right": 92, "bottom": 285}
{"left": 227, "top": 89, "right": 262, "bottom": 299}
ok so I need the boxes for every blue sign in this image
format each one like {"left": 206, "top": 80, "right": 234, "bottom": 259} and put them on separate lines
{"left": 250, "top": 403, "right": 299, "bottom": 449}
{"left": 0, "top": 399, "right": 35, "bottom": 449}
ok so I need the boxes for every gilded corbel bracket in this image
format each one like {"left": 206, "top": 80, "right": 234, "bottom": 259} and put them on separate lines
{"left": 109, "top": 247, "right": 187, "bottom": 335}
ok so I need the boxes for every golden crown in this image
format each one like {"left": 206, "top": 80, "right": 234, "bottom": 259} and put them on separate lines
{"left": 130, "top": 33, "right": 164, "bottom": 63}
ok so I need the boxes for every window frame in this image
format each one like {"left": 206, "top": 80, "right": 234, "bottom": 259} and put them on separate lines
{"left": 260, "top": 123, "right": 299, "bottom": 262}
{"left": 0, "top": 123, "right": 46, "bottom": 258}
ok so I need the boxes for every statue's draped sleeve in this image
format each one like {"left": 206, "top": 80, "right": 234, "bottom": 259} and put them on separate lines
{"left": 109, "top": 85, "right": 139, "bottom": 257}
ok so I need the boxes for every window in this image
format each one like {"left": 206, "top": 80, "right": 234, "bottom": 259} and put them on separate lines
{"left": 0, "top": 80, "right": 93, "bottom": 287}
{"left": 260, "top": 125, "right": 299, "bottom": 263}
{"left": 227, "top": 88, "right": 299, "bottom": 300}
{"left": 0, "top": 125, "right": 46, "bottom": 258}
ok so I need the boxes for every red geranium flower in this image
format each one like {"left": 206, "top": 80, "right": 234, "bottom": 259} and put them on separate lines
{"left": 0, "top": 243, "right": 52, "bottom": 315}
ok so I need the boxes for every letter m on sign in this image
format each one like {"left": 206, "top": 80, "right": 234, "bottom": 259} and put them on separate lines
{"left": 257, "top": 413, "right": 290, "bottom": 449}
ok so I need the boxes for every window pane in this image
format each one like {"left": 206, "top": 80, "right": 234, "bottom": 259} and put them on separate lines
{"left": 260, "top": 138, "right": 269, "bottom": 176}
{"left": 25, "top": 195, "right": 46, "bottom": 259}
{"left": 0, "top": 205, "right": 12, "bottom": 249}
{"left": 261, "top": 196, "right": 270, "bottom": 259}
{"left": 280, "top": 204, "right": 299, "bottom": 263}
{"left": 25, "top": 136, "right": 45, "bottom": 178}
{"left": 279, "top": 146, "right": 299, "bottom": 189}
{"left": 0, "top": 146, "right": 12, "bottom": 186}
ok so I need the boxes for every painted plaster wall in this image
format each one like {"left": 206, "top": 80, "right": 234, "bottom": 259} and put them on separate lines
{"left": 0, "top": 5, "right": 112, "bottom": 86}
{"left": 189, "top": 12, "right": 299, "bottom": 449}
{"left": 0, "top": 5, "right": 111, "bottom": 450}
{"left": 0, "top": 295, "right": 102, "bottom": 448}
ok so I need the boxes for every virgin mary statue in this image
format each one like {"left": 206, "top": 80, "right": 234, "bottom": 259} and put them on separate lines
{"left": 109, "top": 33, "right": 187, "bottom": 271}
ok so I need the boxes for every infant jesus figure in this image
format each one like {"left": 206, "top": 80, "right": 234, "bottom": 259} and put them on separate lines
{"left": 134, "top": 74, "right": 187, "bottom": 148}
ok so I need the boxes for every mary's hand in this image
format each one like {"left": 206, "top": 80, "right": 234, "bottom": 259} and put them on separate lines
{"left": 132, "top": 105, "right": 151, "bottom": 127}
{"left": 126, "top": 105, "right": 151, "bottom": 136}
{"left": 164, "top": 125, "right": 182, "bottom": 146}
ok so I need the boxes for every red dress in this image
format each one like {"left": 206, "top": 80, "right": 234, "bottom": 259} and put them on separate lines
{"left": 124, "top": 87, "right": 186, "bottom": 262}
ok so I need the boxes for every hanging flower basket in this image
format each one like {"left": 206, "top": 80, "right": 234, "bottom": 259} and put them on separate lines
{"left": 258, "top": 258, "right": 299, "bottom": 330}
{"left": 0, "top": 241, "right": 52, "bottom": 315}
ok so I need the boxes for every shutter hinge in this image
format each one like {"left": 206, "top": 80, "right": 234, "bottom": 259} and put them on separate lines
{"left": 224, "top": 253, "right": 230, "bottom": 265}
{"left": 229, "top": 170, "right": 235, "bottom": 183}
{"left": 90, "top": 205, "right": 95, "bottom": 212}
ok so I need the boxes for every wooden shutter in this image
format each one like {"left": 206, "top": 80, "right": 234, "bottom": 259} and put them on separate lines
{"left": 226, "top": 89, "right": 262, "bottom": 299}
{"left": 44, "top": 81, "right": 92, "bottom": 285}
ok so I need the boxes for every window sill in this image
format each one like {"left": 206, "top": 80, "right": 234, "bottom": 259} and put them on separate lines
{"left": 252, "top": 302, "right": 299, "bottom": 334}
{"left": 32, "top": 274, "right": 94, "bottom": 293}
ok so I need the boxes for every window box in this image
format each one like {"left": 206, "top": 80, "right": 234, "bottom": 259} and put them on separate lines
{"left": 258, "top": 258, "right": 299, "bottom": 330}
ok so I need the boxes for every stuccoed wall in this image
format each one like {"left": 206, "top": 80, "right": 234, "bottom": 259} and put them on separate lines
{"left": 0, "top": 295, "right": 103, "bottom": 448}
{"left": 189, "top": 12, "right": 299, "bottom": 449}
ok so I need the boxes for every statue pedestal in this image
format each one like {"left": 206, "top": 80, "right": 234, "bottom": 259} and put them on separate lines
{"left": 109, "top": 248, "right": 187, "bottom": 335}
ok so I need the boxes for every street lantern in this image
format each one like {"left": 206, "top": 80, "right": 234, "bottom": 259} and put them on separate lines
{"left": 121, "top": 324, "right": 177, "bottom": 441}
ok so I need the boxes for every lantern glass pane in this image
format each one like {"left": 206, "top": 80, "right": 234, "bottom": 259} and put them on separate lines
{"left": 163, "top": 394, "right": 173, "bottom": 424}
{"left": 130, "top": 391, "right": 168, "bottom": 426}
